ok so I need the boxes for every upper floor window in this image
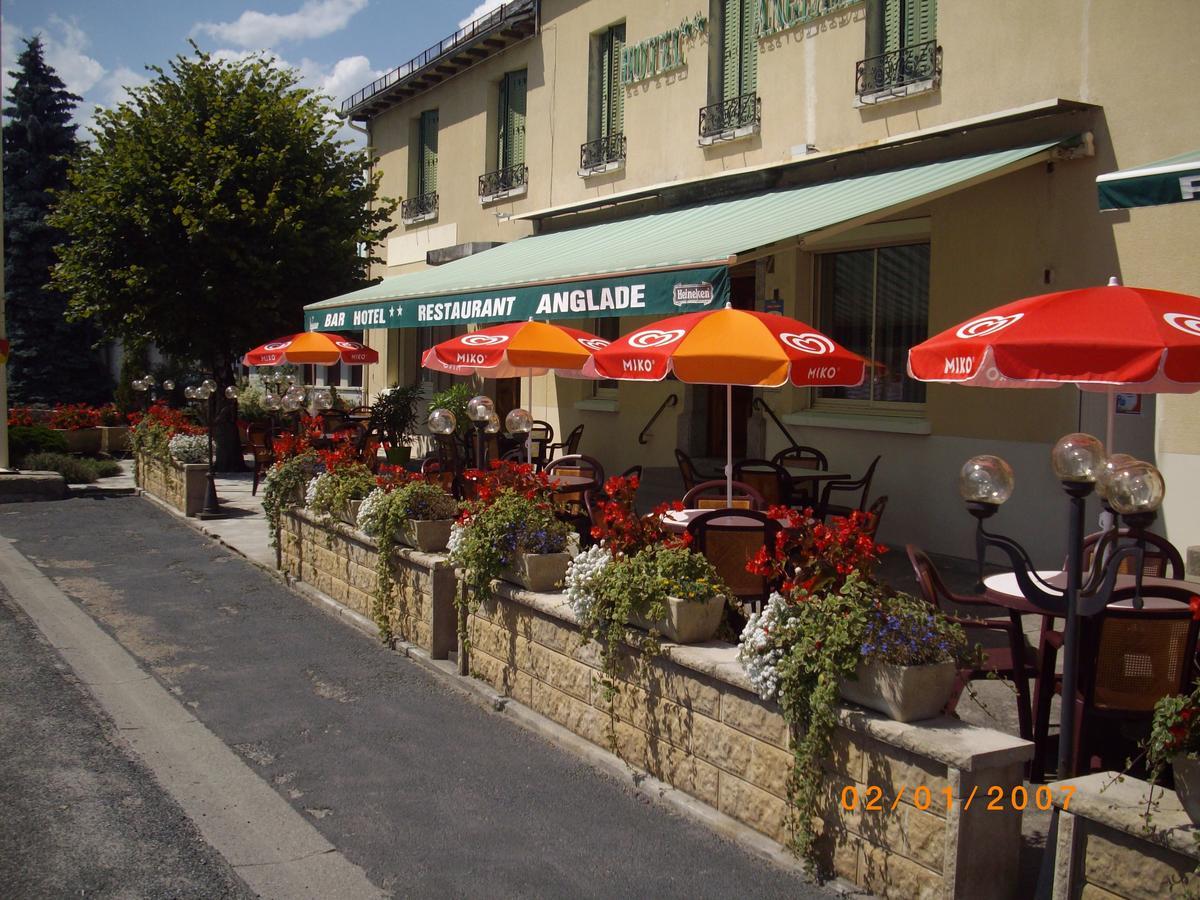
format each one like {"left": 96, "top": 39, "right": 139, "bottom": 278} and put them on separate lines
{"left": 814, "top": 243, "right": 929, "bottom": 410}
{"left": 403, "top": 109, "right": 439, "bottom": 224}
{"left": 481, "top": 69, "right": 529, "bottom": 201}
{"left": 700, "top": 0, "right": 760, "bottom": 142}
{"left": 858, "top": 0, "right": 941, "bottom": 103}
{"left": 582, "top": 23, "right": 626, "bottom": 174}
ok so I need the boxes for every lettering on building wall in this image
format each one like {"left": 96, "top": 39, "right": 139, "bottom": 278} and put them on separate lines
{"left": 1180, "top": 175, "right": 1200, "bottom": 201}
{"left": 756, "top": 0, "right": 859, "bottom": 39}
{"left": 621, "top": 14, "right": 707, "bottom": 87}
{"left": 534, "top": 283, "right": 647, "bottom": 316}
{"left": 417, "top": 295, "right": 518, "bottom": 323}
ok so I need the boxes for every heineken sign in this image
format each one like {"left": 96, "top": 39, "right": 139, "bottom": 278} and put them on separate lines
{"left": 306, "top": 266, "right": 730, "bottom": 332}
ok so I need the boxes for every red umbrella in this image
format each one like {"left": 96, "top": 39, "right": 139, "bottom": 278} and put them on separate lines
{"left": 907, "top": 278, "right": 1200, "bottom": 448}
{"left": 243, "top": 332, "right": 378, "bottom": 367}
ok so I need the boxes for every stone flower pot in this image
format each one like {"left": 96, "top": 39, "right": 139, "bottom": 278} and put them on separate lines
{"left": 340, "top": 499, "right": 364, "bottom": 526}
{"left": 631, "top": 595, "right": 727, "bottom": 644}
{"left": 1173, "top": 755, "right": 1200, "bottom": 825}
{"left": 57, "top": 427, "right": 102, "bottom": 455}
{"left": 839, "top": 660, "right": 958, "bottom": 723}
{"left": 502, "top": 551, "right": 571, "bottom": 592}
{"left": 99, "top": 425, "right": 130, "bottom": 454}
{"left": 399, "top": 519, "right": 453, "bottom": 553}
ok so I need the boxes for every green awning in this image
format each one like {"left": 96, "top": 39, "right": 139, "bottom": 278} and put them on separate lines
{"left": 1097, "top": 149, "right": 1200, "bottom": 210}
{"left": 306, "top": 141, "right": 1059, "bottom": 331}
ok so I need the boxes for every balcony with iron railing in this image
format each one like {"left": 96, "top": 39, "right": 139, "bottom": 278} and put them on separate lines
{"left": 855, "top": 39, "right": 942, "bottom": 105}
{"left": 579, "top": 133, "right": 626, "bottom": 176}
{"left": 401, "top": 191, "right": 438, "bottom": 225}
{"left": 478, "top": 163, "right": 529, "bottom": 203}
{"left": 698, "top": 93, "right": 761, "bottom": 145}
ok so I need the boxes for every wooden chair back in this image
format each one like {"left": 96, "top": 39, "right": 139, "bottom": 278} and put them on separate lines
{"left": 686, "top": 509, "right": 782, "bottom": 612}
{"left": 865, "top": 495, "right": 888, "bottom": 541}
{"left": 771, "top": 445, "right": 828, "bottom": 471}
{"left": 818, "top": 455, "right": 881, "bottom": 519}
{"left": 683, "top": 479, "right": 766, "bottom": 511}
{"left": 732, "top": 459, "right": 790, "bottom": 507}
{"left": 545, "top": 454, "right": 605, "bottom": 514}
{"left": 1081, "top": 528, "right": 1185, "bottom": 579}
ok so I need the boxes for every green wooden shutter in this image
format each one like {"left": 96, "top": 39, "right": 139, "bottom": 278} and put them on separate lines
{"left": 607, "top": 24, "right": 625, "bottom": 137}
{"left": 419, "top": 109, "right": 438, "bottom": 194}
{"left": 600, "top": 31, "right": 611, "bottom": 139}
{"left": 883, "top": 0, "right": 901, "bottom": 52}
{"left": 497, "top": 74, "right": 508, "bottom": 169}
{"left": 904, "top": 0, "right": 936, "bottom": 46}
{"left": 740, "top": 0, "right": 758, "bottom": 95}
{"left": 499, "top": 70, "right": 527, "bottom": 168}
{"left": 722, "top": 0, "right": 741, "bottom": 100}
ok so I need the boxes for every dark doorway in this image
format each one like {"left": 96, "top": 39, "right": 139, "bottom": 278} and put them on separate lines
{"left": 705, "top": 272, "right": 755, "bottom": 458}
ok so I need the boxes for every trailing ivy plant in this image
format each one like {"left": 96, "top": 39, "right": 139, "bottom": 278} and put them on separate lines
{"left": 448, "top": 488, "right": 570, "bottom": 648}
{"left": 261, "top": 450, "right": 319, "bottom": 551}
{"left": 357, "top": 481, "right": 458, "bottom": 642}
{"left": 305, "top": 463, "right": 377, "bottom": 523}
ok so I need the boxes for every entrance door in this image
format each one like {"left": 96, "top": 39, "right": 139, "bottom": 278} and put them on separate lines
{"left": 705, "top": 273, "right": 755, "bottom": 458}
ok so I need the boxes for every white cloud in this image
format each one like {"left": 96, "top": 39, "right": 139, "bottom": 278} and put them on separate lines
{"left": 458, "top": 1, "right": 504, "bottom": 28}
{"left": 1, "top": 15, "right": 106, "bottom": 101}
{"left": 194, "top": 0, "right": 369, "bottom": 49}
{"left": 298, "top": 54, "right": 378, "bottom": 105}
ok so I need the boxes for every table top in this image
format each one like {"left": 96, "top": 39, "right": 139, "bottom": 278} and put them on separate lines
{"left": 661, "top": 508, "right": 792, "bottom": 534}
{"left": 983, "top": 571, "right": 1196, "bottom": 613}
{"left": 735, "top": 465, "right": 850, "bottom": 484}
{"left": 547, "top": 474, "right": 595, "bottom": 490}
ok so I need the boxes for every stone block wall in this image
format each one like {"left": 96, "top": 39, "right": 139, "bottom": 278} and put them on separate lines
{"left": 467, "top": 583, "right": 1033, "bottom": 899}
{"left": 280, "top": 509, "right": 455, "bottom": 658}
{"left": 135, "top": 454, "right": 207, "bottom": 516}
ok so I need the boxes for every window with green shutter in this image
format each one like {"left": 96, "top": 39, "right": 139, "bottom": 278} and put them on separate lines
{"left": 720, "top": 0, "right": 758, "bottom": 101}
{"left": 498, "top": 69, "right": 527, "bottom": 170}
{"left": 600, "top": 24, "right": 625, "bottom": 140}
{"left": 883, "top": 0, "right": 936, "bottom": 51}
{"left": 418, "top": 109, "right": 438, "bottom": 195}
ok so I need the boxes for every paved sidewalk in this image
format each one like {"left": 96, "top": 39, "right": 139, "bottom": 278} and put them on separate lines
{"left": 0, "top": 497, "right": 828, "bottom": 897}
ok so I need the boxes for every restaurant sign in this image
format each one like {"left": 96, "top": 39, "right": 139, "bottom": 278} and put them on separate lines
{"left": 620, "top": 13, "right": 708, "bottom": 86}
{"left": 306, "top": 266, "right": 730, "bottom": 332}
{"left": 756, "top": 0, "right": 860, "bottom": 39}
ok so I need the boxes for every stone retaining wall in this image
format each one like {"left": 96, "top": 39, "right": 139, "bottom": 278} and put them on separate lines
{"left": 280, "top": 508, "right": 455, "bottom": 659}
{"left": 468, "top": 583, "right": 1033, "bottom": 899}
{"left": 135, "top": 454, "right": 207, "bottom": 517}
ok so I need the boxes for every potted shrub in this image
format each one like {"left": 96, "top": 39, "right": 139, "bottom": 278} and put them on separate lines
{"left": 1147, "top": 684, "right": 1200, "bottom": 824}
{"left": 837, "top": 591, "right": 966, "bottom": 723}
{"left": 305, "top": 463, "right": 378, "bottom": 526}
{"left": 450, "top": 488, "right": 572, "bottom": 593}
{"left": 97, "top": 403, "right": 132, "bottom": 454}
{"left": 168, "top": 433, "right": 209, "bottom": 465}
{"left": 368, "top": 384, "right": 424, "bottom": 466}
{"left": 428, "top": 383, "right": 473, "bottom": 441}
{"left": 261, "top": 450, "right": 321, "bottom": 554}
{"left": 49, "top": 403, "right": 102, "bottom": 454}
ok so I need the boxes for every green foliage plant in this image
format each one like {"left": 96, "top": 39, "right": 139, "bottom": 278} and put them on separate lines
{"left": 22, "top": 452, "right": 100, "bottom": 483}
{"left": 9, "top": 425, "right": 69, "bottom": 463}
{"left": 261, "top": 451, "right": 320, "bottom": 551}
{"left": 357, "top": 480, "right": 459, "bottom": 641}
{"left": 305, "top": 464, "right": 377, "bottom": 523}
{"left": 234, "top": 380, "right": 271, "bottom": 422}
{"left": 449, "top": 488, "right": 570, "bottom": 648}
{"left": 369, "top": 384, "right": 425, "bottom": 447}
{"left": 428, "top": 383, "right": 473, "bottom": 438}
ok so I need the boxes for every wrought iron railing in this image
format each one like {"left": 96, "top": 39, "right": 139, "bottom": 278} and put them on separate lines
{"left": 401, "top": 191, "right": 438, "bottom": 221}
{"left": 342, "top": 0, "right": 537, "bottom": 113}
{"left": 639, "top": 393, "right": 678, "bottom": 445}
{"left": 698, "top": 93, "right": 761, "bottom": 140}
{"left": 478, "top": 163, "right": 529, "bottom": 198}
{"left": 580, "top": 133, "right": 627, "bottom": 171}
{"left": 855, "top": 40, "right": 942, "bottom": 99}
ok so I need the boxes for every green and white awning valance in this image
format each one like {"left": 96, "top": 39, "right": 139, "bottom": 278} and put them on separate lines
{"left": 1097, "top": 149, "right": 1200, "bottom": 210}
{"left": 305, "top": 141, "right": 1060, "bottom": 331}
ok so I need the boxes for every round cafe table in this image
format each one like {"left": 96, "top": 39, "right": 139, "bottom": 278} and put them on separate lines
{"left": 983, "top": 571, "right": 1193, "bottom": 615}
{"left": 546, "top": 474, "right": 595, "bottom": 492}
{"left": 660, "top": 508, "right": 793, "bottom": 535}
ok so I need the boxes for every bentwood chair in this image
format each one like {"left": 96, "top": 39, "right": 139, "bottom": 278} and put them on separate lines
{"left": 675, "top": 449, "right": 722, "bottom": 493}
{"left": 907, "top": 545, "right": 1037, "bottom": 742}
{"left": 818, "top": 455, "right": 881, "bottom": 520}
{"left": 546, "top": 424, "right": 584, "bottom": 463}
{"left": 545, "top": 454, "right": 605, "bottom": 543}
{"left": 864, "top": 495, "right": 888, "bottom": 541}
{"left": 1080, "top": 528, "right": 1186, "bottom": 579}
{"left": 732, "top": 459, "right": 790, "bottom": 508}
{"left": 1059, "top": 584, "right": 1200, "bottom": 777}
{"left": 687, "top": 509, "right": 782, "bottom": 616}
{"left": 683, "top": 479, "right": 766, "bottom": 511}
{"left": 771, "top": 446, "right": 829, "bottom": 506}
{"left": 247, "top": 424, "right": 276, "bottom": 496}
{"left": 529, "top": 420, "right": 554, "bottom": 469}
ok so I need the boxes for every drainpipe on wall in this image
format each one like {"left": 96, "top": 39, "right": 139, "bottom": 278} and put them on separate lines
{"left": 342, "top": 113, "right": 381, "bottom": 399}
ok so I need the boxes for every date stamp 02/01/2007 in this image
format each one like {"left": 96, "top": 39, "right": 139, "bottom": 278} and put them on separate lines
{"left": 839, "top": 784, "right": 1075, "bottom": 814}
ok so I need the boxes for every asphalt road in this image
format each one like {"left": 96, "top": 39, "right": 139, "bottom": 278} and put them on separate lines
{"left": 0, "top": 496, "right": 829, "bottom": 898}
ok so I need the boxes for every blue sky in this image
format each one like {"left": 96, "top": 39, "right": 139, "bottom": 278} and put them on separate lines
{"left": 2, "top": 0, "right": 503, "bottom": 139}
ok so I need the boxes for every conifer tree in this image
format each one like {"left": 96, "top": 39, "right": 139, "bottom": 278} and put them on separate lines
{"left": 3, "top": 36, "right": 112, "bottom": 404}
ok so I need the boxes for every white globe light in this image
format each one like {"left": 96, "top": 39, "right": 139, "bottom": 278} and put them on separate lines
{"left": 1097, "top": 453, "right": 1136, "bottom": 501}
{"left": 184, "top": 386, "right": 198, "bottom": 400}
{"left": 314, "top": 390, "right": 333, "bottom": 410}
{"left": 263, "top": 393, "right": 281, "bottom": 411}
{"left": 958, "top": 455, "right": 1015, "bottom": 505}
{"left": 485, "top": 412, "right": 501, "bottom": 434}
{"left": 225, "top": 385, "right": 238, "bottom": 399}
{"left": 428, "top": 408, "right": 457, "bottom": 435}
{"left": 143, "top": 375, "right": 156, "bottom": 387}
{"left": 466, "top": 395, "right": 494, "bottom": 422}
{"left": 201, "top": 379, "right": 217, "bottom": 393}
{"left": 505, "top": 408, "right": 533, "bottom": 434}
{"left": 282, "top": 394, "right": 302, "bottom": 412}
{"left": 1051, "top": 433, "right": 1105, "bottom": 483}
{"left": 1106, "top": 460, "right": 1166, "bottom": 515}
{"left": 286, "top": 374, "right": 297, "bottom": 386}
{"left": 162, "top": 379, "right": 175, "bottom": 391}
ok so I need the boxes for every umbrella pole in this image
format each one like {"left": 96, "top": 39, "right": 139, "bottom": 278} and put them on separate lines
{"left": 726, "top": 383, "right": 733, "bottom": 507}
{"left": 1106, "top": 385, "right": 1116, "bottom": 454}
{"left": 1058, "top": 487, "right": 1088, "bottom": 779}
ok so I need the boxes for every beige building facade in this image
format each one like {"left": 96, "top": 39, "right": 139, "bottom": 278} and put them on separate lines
{"left": 325, "top": 0, "right": 1200, "bottom": 562}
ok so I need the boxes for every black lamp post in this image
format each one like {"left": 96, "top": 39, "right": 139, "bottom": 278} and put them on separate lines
{"left": 960, "top": 437, "right": 1166, "bottom": 779}
{"left": 185, "top": 379, "right": 229, "bottom": 520}
{"left": 466, "top": 394, "right": 495, "bottom": 470}
{"left": 505, "top": 407, "right": 533, "bottom": 466}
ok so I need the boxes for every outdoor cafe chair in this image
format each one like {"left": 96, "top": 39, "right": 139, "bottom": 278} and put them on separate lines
{"left": 732, "top": 458, "right": 791, "bottom": 507}
{"left": 817, "top": 455, "right": 881, "bottom": 521}
{"left": 545, "top": 454, "right": 604, "bottom": 543}
{"left": 907, "top": 545, "right": 1037, "bottom": 743}
{"left": 682, "top": 479, "right": 766, "bottom": 511}
{"left": 686, "top": 509, "right": 782, "bottom": 616}
{"left": 247, "top": 423, "right": 276, "bottom": 496}
{"left": 770, "top": 445, "right": 829, "bottom": 471}
{"left": 1049, "top": 583, "right": 1200, "bottom": 778}
{"left": 1080, "top": 528, "right": 1186, "bottom": 579}
{"left": 529, "top": 420, "right": 554, "bottom": 468}
{"left": 674, "top": 449, "right": 722, "bottom": 493}
{"left": 546, "top": 424, "right": 584, "bottom": 463}
{"left": 864, "top": 495, "right": 888, "bottom": 541}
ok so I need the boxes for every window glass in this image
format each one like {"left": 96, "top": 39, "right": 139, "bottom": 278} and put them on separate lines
{"left": 593, "top": 317, "right": 621, "bottom": 394}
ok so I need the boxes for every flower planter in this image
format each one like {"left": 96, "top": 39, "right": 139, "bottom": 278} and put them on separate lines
{"left": 502, "top": 551, "right": 571, "bottom": 592}
{"left": 631, "top": 594, "right": 727, "bottom": 644}
{"left": 399, "top": 519, "right": 454, "bottom": 553}
{"left": 99, "top": 425, "right": 130, "bottom": 455}
{"left": 339, "top": 499, "right": 364, "bottom": 526}
{"left": 839, "top": 660, "right": 957, "bottom": 723}
{"left": 1173, "top": 755, "right": 1200, "bottom": 825}
{"left": 56, "top": 427, "right": 102, "bottom": 455}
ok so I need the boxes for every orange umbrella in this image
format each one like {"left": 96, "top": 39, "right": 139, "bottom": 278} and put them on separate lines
{"left": 243, "top": 332, "right": 378, "bottom": 367}
{"left": 421, "top": 320, "right": 608, "bottom": 378}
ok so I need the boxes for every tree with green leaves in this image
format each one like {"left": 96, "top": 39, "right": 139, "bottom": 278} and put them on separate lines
{"left": 49, "top": 45, "right": 396, "bottom": 467}
{"left": 3, "top": 36, "right": 112, "bottom": 404}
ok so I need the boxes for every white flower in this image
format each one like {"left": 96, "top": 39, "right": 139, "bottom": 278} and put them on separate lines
{"left": 168, "top": 433, "right": 208, "bottom": 464}
{"left": 356, "top": 488, "right": 387, "bottom": 536}
{"left": 565, "top": 544, "right": 612, "bottom": 621}
{"left": 737, "top": 591, "right": 789, "bottom": 701}
{"left": 304, "top": 473, "right": 326, "bottom": 507}
{"left": 446, "top": 522, "right": 465, "bottom": 560}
